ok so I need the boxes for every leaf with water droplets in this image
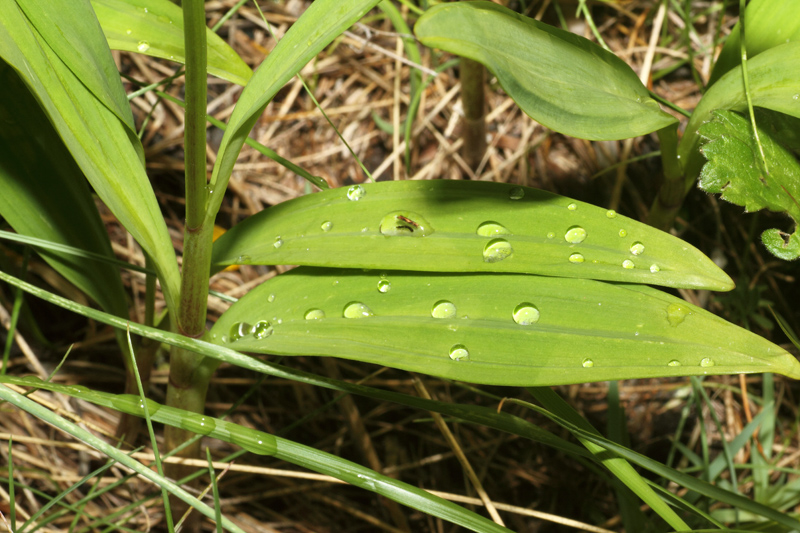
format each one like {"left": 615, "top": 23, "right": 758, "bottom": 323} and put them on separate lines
{"left": 210, "top": 267, "right": 800, "bottom": 386}
{"left": 212, "top": 180, "right": 733, "bottom": 290}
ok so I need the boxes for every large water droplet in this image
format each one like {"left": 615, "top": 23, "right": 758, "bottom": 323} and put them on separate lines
{"left": 449, "top": 344, "right": 469, "bottom": 361}
{"left": 569, "top": 253, "right": 585, "bottom": 263}
{"left": 377, "top": 280, "right": 391, "bottom": 293}
{"left": 252, "top": 320, "right": 273, "bottom": 339}
{"left": 347, "top": 185, "right": 365, "bottom": 201}
{"left": 666, "top": 303, "right": 690, "bottom": 326}
{"left": 304, "top": 308, "right": 325, "bottom": 320}
{"left": 512, "top": 303, "right": 540, "bottom": 325}
{"left": 321, "top": 221, "right": 333, "bottom": 232}
{"left": 476, "top": 221, "right": 511, "bottom": 237}
{"left": 229, "top": 322, "right": 252, "bottom": 342}
{"left": 273, "top": 236, "right": 283, "bottom": 248}
{"left": 630, "top": 242, "right": 645, "bottom": 255}
{"left": 431, "top": 300, "right": 457, "bottom": 319}
{"left": 137, "top": 41, "right": 150, "bottom": 53}
{"left": 564, "top": 226, "right": 587, "bottom": 244}
{"left": 567, "top": 203, "right": 577, "bottom": 211}
{"left": 606, "top": 210, "right": 617, "bottom": 218}
{"left": 379, "top": 211, "right": 434, "bottom": 236}
{"left": 649, "top": 264, "right": 660, "bottom": 273}
{"left": 509, "top": 187, "right": 525, "bottom": 200}
{"left": 667, "top": 360, "right": 681, "bottom": 367}
{"left": 622, "top": 259, "right": 635, "bottom": 269}
{"left": 483, "top": 239, "right": 513, "bottom": 263}
{"left": 343, "top": 302, "right": 373, "bottom": 318}
{"left": 700, "top": 357, "right": 715, "bottom": 368}
{"left": 582, "top": 358, "right": 594, "bottom": 368}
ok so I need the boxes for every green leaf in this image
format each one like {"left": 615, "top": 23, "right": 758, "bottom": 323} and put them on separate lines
{"left": 708, "top": 0, "right": 800, "bottom": 87}
{"left": 92, "top": 0, "right": 252, "bottom": 86}
{"left": 0, "top": 62, "right": 128, "bottom": 319}
{"left": 0, "top": 0, "right": 180, "bottom": 313}
{"left": 212, "top": 180, "right": 733, "bottom": 291}
{"left": 698, "top": 110, "right": 800, "bottom": 260}
{"left": 414, "top": 1, "right": 677, "bottom": 141}
{"left": 209, "top": 267, "right": 800, "bottom": 385}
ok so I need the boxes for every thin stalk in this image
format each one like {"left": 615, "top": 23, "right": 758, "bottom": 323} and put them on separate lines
{"left": 459, "top": 58, "right": 486, "bottom": 175}
{"left": 647, "top": 124, "right": 684, "bottom": 230}
{"left": 2, "top": 247, "right": 29, "bottom": 374}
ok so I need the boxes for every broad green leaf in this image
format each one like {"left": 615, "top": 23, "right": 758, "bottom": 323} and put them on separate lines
{"left": 0, "top": 0, "right": 180, "bottom": 313}
{"left": 92, "top": 0, "right": 252, "bottom": 86}
{"left": 206, "top": 0, "right": 381, "bottom": 222}
{"left": 698, "top": 110, "right": 800, "bottom": 260}
{"left": 708, "top": 0, "right": 800, "bottom": 87}
{"left": 209, "top": 267, "right": 799, "bottom": 385}
{"left": 211, "top": 181, "right": 733, "bottom": 291}
{"left": 414, "top": 1, "right": 677, "bottom": 141}
{"left": 0, "top": 62, "right": 128, "bottom": 319}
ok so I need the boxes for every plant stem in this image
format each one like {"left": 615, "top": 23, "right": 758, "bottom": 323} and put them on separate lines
{"left": 647, "top": 125, "right": 684, "bottom": 231}
{"left": 459, "top": 58, "right": 486, "bottom": 175}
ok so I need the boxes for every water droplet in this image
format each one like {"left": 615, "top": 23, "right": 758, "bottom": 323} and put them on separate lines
{"left": 273, "top": 236, "right": 283, "bottom": 248}
{"left": 431, "top": 300, "right": 457, "bottom": 319}
{"left": 700, "top": 357, "right": 715, "bottom": 368}
{"left": 567, "top": 203, "right": 577, "bottom": 211}
{"left": 564, "top": 226, "right": 587, "bottom": 244}
{"left": 794, "top": 94, "right": 799, "bottom": 101}
{"left": 229, "top": 322, "right": 253, "bottom": 342}
{"left": 125, "top": 29, "right": 132, "bottom": 35}
{"left": 512, "top": 303, "right": 540, "bottom": 325}
{"left": 379, "top": 211, "right": 434, "bottom": 236}
{"left": 157, "top": 15, "right": 171, "bottom": 24}
{"left": 236, "top": 254, "right": 252, "bottom": 264}
{"left": 377, "top": 280, "right": 391, "bottom": 293}
{"left": 622, "top": 259, "right": 635, "bottom": 269}
{"left": 449, "top": 344, "right": 469, "bottom": 361}
{"left": 347, "top": 185, "right": 365, "bottom": 201}
{"left": 19, "top": 375, "right": 43, "bottom": 386}
{"left": 650, "top": 264, "right": 660, "bottom": 273}
{"left": 666, "top": 303, "right": 691, "bottom": 326}
{"left": 137, "top": 41, "right": 150, "bottom": 53}
{"left": 67, "top": 385, "right": 90, "bottom": 395}
{"left": 229, "top": 427, "right": 277, "bottom": 455}
{"left": 630, "top": 242, "right": 645, "bottom": 255}
{"left": 476, "top": 221, "right": 511, "bottom": 237}
{"left": 304, "top": 308, "right": 325, "bottom": 320}
{"left": 343, "top": 302, "right": 373, "bottom": 318}
{"left": 252, "top": 320, "right": 273, "bottom": 339}
{"left": 582, "top": 358, "right": 594, "bottom": 368}
{"left": 606, "top": 210, "right": 617, "bottom": 218}
{"left": 321, "top": 221, "right": 333, "bottom": 232}
{"left": 569, "top": 253, "right": 584, "bottom": 263}
{"left": 182, "top": 414, "right": 216, "bottom": 436}
{"left": 509, "top": 187, "right": 525, "bottom": 200}
{"left": 482, "top": 239, "right": 513, "bottom": 263}
{"left": 667, "top": 360, "right": 681, "bottom": 367}
{"left": 143, "top": 7, "right": 148, "bottom": 13}
{"left": 619, "top": 229, "right": 627, "bottom": 237}
{"left": 267, "top": 293, "right": 275, "bottom": 303}
{"left": 546, "top": 232, "right": 555, "bottom": 239}
{"left": 111, "top": 394, "right": 160, "bottom": 415}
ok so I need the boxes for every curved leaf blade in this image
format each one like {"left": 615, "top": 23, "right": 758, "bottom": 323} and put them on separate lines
{"left": 92, "top": 0, "right": 252, "bottom": 86}
{"left": 414, "top": 1, "right": 677, "bottom": 141}
{"left": 212, "top": 180, "right": 733, "bottom": 291}
{"left": 210, "top": 267, "right": 799, "bottom": 386}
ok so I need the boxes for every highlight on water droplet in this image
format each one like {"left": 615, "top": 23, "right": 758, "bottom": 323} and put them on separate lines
{"left": 546, "top": 232, "right": 555, "bottom": 239}
{"left": 182, "top": 414, "right": 216, "bottom": 436}
{"left": 700, "top": 357, "right": 715, "bottom": 368}
{"left": 666, "top": 303, "right": 691, "bottom": 326}
{"left": 512, "top": 303, "right": 540, "bottom": 325}
{"left": 379, "top": 211, "right": 434, "bottom": 236}
{"left": 650, "top": 264, "right": 660, "bottom": 273}
{"left": 137, "top": 41, "right": 150, "bottom": 53}
{"left": 321, "top": 221, "right": 333, "bottom": 232}
{"left": 622, "top": 259, "right": 635, "bottom": 269}
{"left": 431, "top": 300, "right": 457, "bottom": 319}
{"left": 582, "top": 358, "right": 594, "bottom": 368}
{"left": 252, "top": 320, "right": 273, "bottom": 339}
{"left": 564, "top": 226, "right": 587, "bottom": 244}
{"left": 619, "top": 229, "right": 627, "bottom": 237}
{"left": 476, "top": 221, "right": 511, "bottom": 237}
{"left": 377, "top": 280, "right": 391, "bottom": 293}
{"left": 567, "top": 203, "right": 577, "bottom": 211}
{"left": 304, "top": 308, "right": 326, "bottom": 320}
{"left": 509, "top": 187, "right": 525, "bottom": 200}
{"left": 229, "top": 322, "right": 252, "bottom": 342}
{"left": 449, "top": 344, "right": 470, "bottom": 361}
{"left": 273, "top": 236, "right": 283, "bottom": 248}
{"left": 125, "top": 28, "right": 132, "bottom": 35}
{"left": 630, "top": 242, "right": 645, "bottom": 255}
{"left": 482, "top": 238, "right": 513, "bottom": 263}
{"left": 343, "top": 301, "right": 374, "bottom": 318}
{"left": 606, "top": 210, "right": 617, "bottom": 218}
{"left": 667, "top": 360, "right": 681, "bottom": 367}
{"left": 569, "top": 253, "right": 585, "bottom": 263}
{"left": 347, "top": 184, "right": 365, "bottom": 201}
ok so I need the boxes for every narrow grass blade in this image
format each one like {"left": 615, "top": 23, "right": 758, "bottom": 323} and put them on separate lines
{"left": 92, "top": 0, "right": 252, "bottom": 86}
{"left": 211, "top": 180, "right": 733, "bottom": 291}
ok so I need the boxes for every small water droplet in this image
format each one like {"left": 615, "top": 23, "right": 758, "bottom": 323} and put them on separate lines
{"left": 630, "top": 242, "right": 645, "bottom": 255}
{"left": 476, "top": 221, "right": 511, "bottom": 237}
{"left": 273, "top": 236, "right": 283, "bottom": 248}
{"left": 569, "top": 253, "right": 585, "bottom": 263}
{"left": 267, "top": 293, "right": 275, "bottom": 303}
{"left": 512, "top": 303, "right": 540, "bottom": 325}
{"left": 304, "top": 309, "right": 326, "bottom": 320}
{"left": 567, "top": 203, "right": 577, "bottom": 211}
{"left": 546, "top": 232, "right": 555, "bottom": 239}
{"left": 431, "top": 300, "right": 457, "bottom": 318}
{"left": 564, "top": 226, "right": 587, "bottom": 244}
{"left": 379, "top": 211, "right": 434, "bottom": 236}
{"left": 182, "top": 414, "right": 216, "bottom": 436}
{"left": 229, "top": 322, "right": 252, "bottom": 342}
{"left": 157, "top": 14, "right": 171, "bottom": 24}
{"left": 377, "top": 280, "right": 391, "bottom": 293}
{"left": 137, "top": 41, "right": 150, "bottom": 53}
{"left": 229, "top": 427, "right": 276, "bottom": 455}
{"left": 794, "top": 94, "right": 799, "bottom": 101}
{"left": 606, "top": 210, "right": 617, "bottom": 218}
{"left": 321, "top": 221, "right": 333, "bottom": 232}
{"left": 449, "top": 344, "right": 470, "bottom": 361}
{"left": 343, "top": 302, "right": 373, "bottom": 318}
{"left": 236, "top": 254, "right": 252, "bottom": 264}
{"left": 582, "top": 358, "right": 594, "bottom": 368}
{"left": 252, "top": 320, "right": 273, "bottom": 339}
{"left": 619, "top": 229, "right": 627, "bottom": 237}
{"left": 668, "top": 360, "right": 681, "bottom": 367}
{"left": 700, "top": 357, "right": 715, "bottom": 368}
{"left": 622, "top": 259, "right": 635, "bottom": 269}
{"left": 509, "top": 187, "right": 525, "bottom": 200}
{"left": 650, "top": 264, "right": 660, "bottom": 273}
{"left": 482, "top": 239, "right": 513, "bottom": 263}
{"left": 666, "top": 303, "right": 691, "bottom": 326}
{"left": 347, "top": 185, "right": 365, "bottom": 201}
{"left": 125, "top": 28, "right": 132, "bottom": 35}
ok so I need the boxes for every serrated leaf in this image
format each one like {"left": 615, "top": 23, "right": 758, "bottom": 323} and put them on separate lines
{"left": 699, "top": 110, "right": 800, "bottom": 260}
{"left": 414, "top": 1, "right": 677, "bottom": 141}
{"left": 210, "top": 267, "right": 800, "bottom": 386}
{"left": 92, "top": 0, "right": 252, "bottom": 86}
{"left": 212, "top": 180, "right": 733, "bottom": 291}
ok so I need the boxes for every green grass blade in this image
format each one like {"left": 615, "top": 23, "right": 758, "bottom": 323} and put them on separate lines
{"left": 211, "top": 180, "right": 733, "bottom": 291}
{"left": 414, "top": 1, "right": 677, "bottom": 141}
{"left": 210, "top": 267, "right": 798, "bottom": 385}
{"left": 92, "top": 0, "right": 252, "bottom": 86}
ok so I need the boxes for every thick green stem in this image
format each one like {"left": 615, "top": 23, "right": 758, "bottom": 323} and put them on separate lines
{"left": 459, "top": 58, "right": 486, "bottom": 174}
{"left": 647, "top": 125, "right": 684, "bottom": 231}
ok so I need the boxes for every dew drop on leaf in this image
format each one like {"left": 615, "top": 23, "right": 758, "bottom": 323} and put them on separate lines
{"left": 343, "top": 302, "right": 373, "bottom": 318}
{"left": 567, "top": 203, "right": 577, "bottom": 211}
{"left": 182, "top": 414, "right": 216, "bottom": 436}
{"left": 650, "top": 264, "right": 660, "bottom": 273}
{"left": 252, "top": 320, "right": 274, "bottom": 339}
{"left": 137, "top": 41, "right": 150, "bottom": 53}
{"left": 482, "top": 239, "right": 513, "bottom": 263}
{"left": 449, "top": 344, "right": 469, "bottom": 361}
{"left": 666, "top": 303, "right": 690, "bottom": 326}
{"left": 304, "top": 309, "right": 326, "bottom": 320}
{"left": 546, "top": 232, "right": 555, "bottom": 239}
{"left": 377, "top": 280, "right": 391, "bottom": 293}
{"left": 321, "top": 221, "right": 333, "bottom": 232}
{"left": 564, "top": 226, "right": 587, "bottom": 244}
{"left": 512, "top": 303, "right": 540, "bottom": 325}
{"left": 622, "top": 260, "right": 635, "bottom": 269}
{"left": 273, "top": 236, "right": 283, "bottom": 248}
{"left": 229, "top": 322, "right": 252, "bottom": 342}
{"left": 379, "top": 211, "right": 433, "bottom": 236}
{"left": 476, "top": 221, "right": 511, "bottom": 237}
{"left": 569, "top": 253, "right": 584, "bottom": 263}
{"left": 606, "top": 210, "right": 617, "bottom": 218}
{"left": 347, "top": 185, "right": 365, "bottom": 201}
{"left": 667, "top": 360, "right": 681, "bottom": 367}
{"left": 509, "top": 187, "right": 524, "bottom": 200}
{"left": 267, "top": 293, "right": 275, "bottom": 303}
{"left": 700, "top": 357, "right": 715, "bottom": 368}
{"left": 630, "top": 242, "right": 645, "bottom": 255}
{"left": 582, "top": 358, "right": 594, "bottom": 368}
{"left": 431, "top": 300, "right": 457, "bottom": 319}
{"left": 619, "top": 229, "right": 627, "bottom": 237}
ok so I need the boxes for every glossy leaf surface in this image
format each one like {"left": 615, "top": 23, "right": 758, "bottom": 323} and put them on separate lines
{"left": 210, "top": 267, "right": 800, "bottom": 386}
{"left": 414, "top": 1, "right": 676, "bottom": 140}
{"left": 92, "top": 0, "right": 252, "bottom": 86}
{"left": 212, "top": 181, "right": 733, "bottom": 291}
